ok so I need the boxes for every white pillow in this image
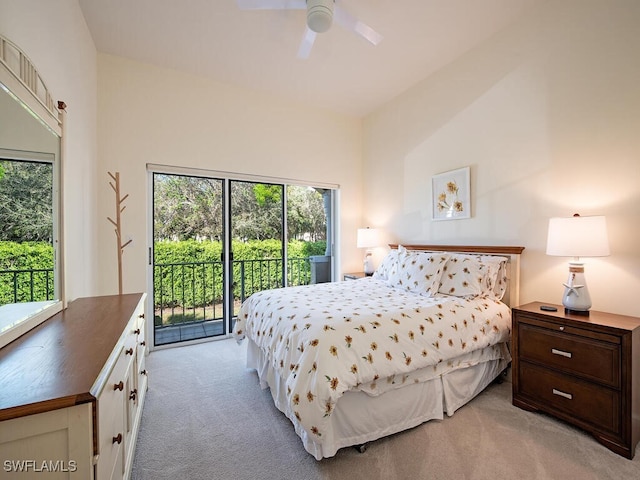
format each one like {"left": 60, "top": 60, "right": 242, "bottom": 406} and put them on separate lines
{"left": 491, "top": 259, "right": 509, "bottom": 300}
{"left": 388, "top": 248, "right": 449, "bottom": 297}
{"left": 372, "top": 249, "right": 399, "bottom": 281}
{"left": 438, "top": 254, "right": 508, "bottom": 299}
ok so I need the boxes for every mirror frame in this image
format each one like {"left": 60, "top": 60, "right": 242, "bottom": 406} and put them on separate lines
{"left": 0, "top": 34, "right": 66, "bottom": 348}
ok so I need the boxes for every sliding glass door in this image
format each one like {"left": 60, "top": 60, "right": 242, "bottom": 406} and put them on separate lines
{"left": 0, "top": 156, "right": 59, "bottom": 318}
{"left": 229, "top": 180, "right": 284, "bottom": 323}
{"left": 150, "top": 169, "right": 334, "bottom": 348}
{"left": 152, "top": 173, "right": 226, "bottom": 346}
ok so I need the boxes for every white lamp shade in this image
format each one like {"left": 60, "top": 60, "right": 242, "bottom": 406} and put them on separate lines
{"left": 356, "top": 228, "right": 380, "bottom": 249}
{"left": 546, "top": 215, "right": 610, "bottom": 258}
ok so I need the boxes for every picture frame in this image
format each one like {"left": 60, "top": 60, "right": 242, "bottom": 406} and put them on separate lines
{"left": 431, "top": 166, "right": 470, "bottom": 221}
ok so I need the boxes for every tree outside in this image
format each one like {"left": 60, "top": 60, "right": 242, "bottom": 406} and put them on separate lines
{"left": 0, "top": 160, "right": 53, "bottom": 242}
{"left": 151, "top": 174, "right": 329, "bottom": 331}
{"left": 153, "top": 174, "right": 327, "bottom": 243}
{"left": 0, "top": 160, "right": 54, "bottom": 305}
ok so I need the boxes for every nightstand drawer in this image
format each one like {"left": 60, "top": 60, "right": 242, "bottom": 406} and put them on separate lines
{"left": 518, "top": 323, "right": 620, "bottom": 388}
{"left": 519, "top": 362, "right": 620, "bottom": 434}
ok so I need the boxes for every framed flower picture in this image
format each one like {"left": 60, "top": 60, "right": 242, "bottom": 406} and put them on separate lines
{"left": 432, "top": 166, "right": 470, "bottom": 220}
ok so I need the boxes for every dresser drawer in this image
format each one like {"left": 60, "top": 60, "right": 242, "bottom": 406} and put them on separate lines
{"left": 131, "top": 303, "right": 145, "bottom": 337}
{"left": 138, "top": 353, "right": 148, "bottom": 389}
{"left": 136, "top": 323, "right": 147, "bottom": 359}
{"left": 518, "top": 323, "right": 620, "bottom": 388}
{"left": 96, "top": 349, "right": 128, "bottom": 480}
{"left": 519, "top": 362, "right": 620, "bottom": 434}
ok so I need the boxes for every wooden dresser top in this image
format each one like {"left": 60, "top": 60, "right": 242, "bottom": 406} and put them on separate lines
{"left": 0, "top": 293, "right": 144, "bottom": 422}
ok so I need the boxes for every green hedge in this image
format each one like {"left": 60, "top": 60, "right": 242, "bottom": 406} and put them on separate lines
{"left": 0, "top": 239, "right": 325, "bottom": 308}
{"left": 153, "top": 239, "right": 326, "bottom": 308}
{"left": 153, "top": 238, "right": 325, "bottom": 264}
{"left": 0, "top": 241, "right": 54, "bottom": 303}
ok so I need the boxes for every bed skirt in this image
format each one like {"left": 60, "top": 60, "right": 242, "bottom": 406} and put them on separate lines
{"left": 246, "top": 338, "right": 510, "bottom": 460}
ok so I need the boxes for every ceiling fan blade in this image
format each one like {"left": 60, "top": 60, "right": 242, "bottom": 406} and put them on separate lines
{"left": 236, "top": 0, "right": 306, "bottom": 9}
{"left": 334, "top": 5, "right": 383, "bottom": 45}
{"left": 297, "top": 26, "right": 317, "bottom": 59}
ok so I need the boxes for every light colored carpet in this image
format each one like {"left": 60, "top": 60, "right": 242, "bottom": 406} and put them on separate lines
{"left": 130, "top": 338, "right": 640, "bottom": 480}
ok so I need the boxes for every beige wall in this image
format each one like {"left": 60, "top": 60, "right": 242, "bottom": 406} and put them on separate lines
{"left": 3, "top": 0, "right": 638, "bottom": 318}
{"left": 0, "top": 0, "right": 98, "bottom": 301}
{"left": 363, "top": 0, "right": 640, "bottom": 316}
{"left": 96, "top": 54, "right": 363, "bottom": 295}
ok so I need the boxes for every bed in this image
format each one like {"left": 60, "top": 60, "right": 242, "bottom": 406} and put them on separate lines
{"left": 232, "top": 244, "right": 524, "bottom": 460}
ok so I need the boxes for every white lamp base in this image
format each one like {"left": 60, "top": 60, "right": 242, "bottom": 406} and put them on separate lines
{"left": 363, "top": 250, "right": 374, "bottom": 276}
{"left": 561, "top": 262, "right": 592, "bottom": 315}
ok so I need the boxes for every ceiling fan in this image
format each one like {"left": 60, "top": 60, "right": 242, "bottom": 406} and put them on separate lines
{"left": 237, "top": 0, "right": 383, "bottom": 59}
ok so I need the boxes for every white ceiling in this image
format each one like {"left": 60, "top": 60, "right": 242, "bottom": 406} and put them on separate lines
{"left": 78, "top": 0, "right": 542, "bottom": 117}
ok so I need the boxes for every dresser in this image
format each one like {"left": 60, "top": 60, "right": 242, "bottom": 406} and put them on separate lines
{"left": 0, "top": 293, "right": 148, "bottom": 479}
{"left": 512, "top": 301, "right": 640, "bottom": 459}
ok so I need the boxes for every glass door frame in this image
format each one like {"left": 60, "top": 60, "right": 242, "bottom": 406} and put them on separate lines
{"left": 227, "top": 179, "right": 286, "bottom": 330}
{"left": 148, "top": 171, "right": 227, "bottom": 348}
{"left": 146, "top": 164, "right": 339, "bottom": 351}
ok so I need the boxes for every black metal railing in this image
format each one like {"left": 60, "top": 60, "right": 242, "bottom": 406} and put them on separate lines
{"left": 0, "top": 257, "right": 317, "bottom": 331}
{"left": 153, "top": 257, "right": 313, "bottom": 328}
{"left": 0, "top": 268, "right": 55, "bottom": 305}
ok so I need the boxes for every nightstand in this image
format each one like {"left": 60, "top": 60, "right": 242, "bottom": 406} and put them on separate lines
{"left": 343, "top": 272, "right": 367, "bottom": 280}
{"left": 512, "top": 302, "right": 640, "bottom": 459}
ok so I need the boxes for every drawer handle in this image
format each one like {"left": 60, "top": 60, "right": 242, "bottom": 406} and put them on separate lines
{"left": 140, "top": 369, "right": 147, "bottom": 376}
{"left": 113, "top": 381, "right": 124, "bottom": 391}
{"left": 140, "top": 341, "right": 146, "bottom": 346}
{"left": 112, "top": 433, "right": 123, "bottom": 445}
{"left": 551, "top": 348, "right": 572, "bottom": 358}
{"left": 133, "top": 328, "right": 141, "bottom": 335}
{"left": 130, "top": 389, "right": 137, "bottom": 401}
{"left": 125, "top": 348, "right": 134, "bottom": 356}
{"left": 552, "top": 388, "right": 573, "bottom": 400}
{"left": 138, "top": 313, "right": 145, "bottom": 319}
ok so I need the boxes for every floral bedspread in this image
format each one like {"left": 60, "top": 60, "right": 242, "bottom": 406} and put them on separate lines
{"left": 232, "top": 277, "right": 511, "bottom": 442}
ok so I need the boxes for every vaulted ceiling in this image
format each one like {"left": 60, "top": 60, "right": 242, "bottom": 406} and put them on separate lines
{"left": 78, "top": 0, "right": 543, "bottom": 117}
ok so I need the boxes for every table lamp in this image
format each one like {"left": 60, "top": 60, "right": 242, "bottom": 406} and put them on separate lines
{"left": 546, "top": 213, "right": 610, "bottom": 314}
{"left": 356, "top": 227, "right": 380, "bottom": 276}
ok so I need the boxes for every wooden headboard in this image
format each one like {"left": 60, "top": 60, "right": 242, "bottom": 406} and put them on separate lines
{"left": 388, "top": 244, "right": 525, "bottom": 308}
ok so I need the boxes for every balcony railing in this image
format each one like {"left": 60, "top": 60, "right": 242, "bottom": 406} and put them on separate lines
{"left": 0, "top": 257, "right": 321, "bottom": 332}
{"left": 153, "top": 257, "right": 314, "bottom": 329}
{"left": 0, "top": 268, "right": 54, "bottom": 305}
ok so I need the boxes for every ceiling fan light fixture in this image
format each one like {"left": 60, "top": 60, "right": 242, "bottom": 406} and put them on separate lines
{"left": 307, "top": 0, "right": 334, "bottom": 33}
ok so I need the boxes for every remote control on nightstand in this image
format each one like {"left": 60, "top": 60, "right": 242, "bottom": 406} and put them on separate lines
{"left": 540, "top": 305, "right": 557, "bottom": 312}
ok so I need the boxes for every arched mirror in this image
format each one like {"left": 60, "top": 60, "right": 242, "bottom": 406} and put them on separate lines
{"left": 0, "top": 34, "right": 65, "bottom": 349}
